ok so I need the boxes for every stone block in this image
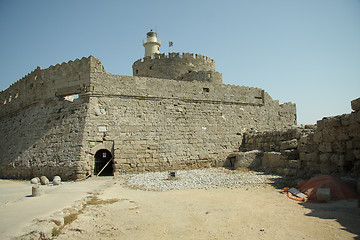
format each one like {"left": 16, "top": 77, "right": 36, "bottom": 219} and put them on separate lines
{"left": 276, "top": 167, "right": 284, "bottom": 175}
{"left": 40, "top": 176, "right": 49, "bottom": 185}
{"left": 316, "top": 188, "right": 331, "bottom": 202}
{"left": 53, "top": 176, "right": 61, "bottom": 185}
{"left": 280, "top": 139, "right": 298, "bottom": 150}
{"left": 332, "top": 141, "right": 346, "bottom": 153}
{"left": 283, "top": 167, "right": 297, "bottom": 176}
{"left": 228, "top": 150, "right": 264, "bottom": 170}
{"left": 280, "top": 149, "right": 299, "bottom": 160}
{"left": 319, "top": 142, "right": 332, "bottom": 153}
{"left": 262, "top": 152, "right": 286, "bottom": 169}
{"left": 354, "top": 149, "right": 360, "bottom": 159}
{"left": 351, "top": 97, "right": 360, "bottom": 112}
{"left": 30, "top": 177, "right": 40, "bottom": 184}
{"left": 319, "top": 153, "right": 330, "bottom": 164}
{"left": 320, "top": 164, "right": 331, "bottom": 174}
{"left": 287, "top": 159, "right": 301, "bottom": 168}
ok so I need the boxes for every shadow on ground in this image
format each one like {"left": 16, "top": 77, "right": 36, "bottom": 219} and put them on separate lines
{"left": 262, "top": 171, "right": 360, "bottom": 240}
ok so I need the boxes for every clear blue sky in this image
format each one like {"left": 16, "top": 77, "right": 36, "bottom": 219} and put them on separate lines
{"left": 0, "top": 0, "right": 359, "bottom": 125}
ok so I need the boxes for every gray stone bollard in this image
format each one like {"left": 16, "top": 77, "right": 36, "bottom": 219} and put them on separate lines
{"left": 40, "top": 176, "right": 49, "bottom": 185}
{"left": 30, "top": 177, "right": 40, "bottom": 184}
{"left": 53, "top": 176, "right": 61, "bottom": 185}
{"left": 32, "top": 185, "right": 42, "bottom": 197}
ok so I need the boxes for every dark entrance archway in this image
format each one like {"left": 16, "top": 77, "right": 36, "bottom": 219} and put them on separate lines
{"left": 94, "top": 149, "right": 113, "bottom": 176}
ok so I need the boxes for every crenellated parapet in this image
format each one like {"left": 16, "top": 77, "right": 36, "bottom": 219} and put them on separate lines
{"left": 0, "top": 56, "right": 105, "bottom": 119}
{"left": 132, "top": 52, "right": 222, "bottom": 83}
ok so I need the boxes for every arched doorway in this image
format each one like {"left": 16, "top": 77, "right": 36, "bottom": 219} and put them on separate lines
{"left": 94, "top": 149, "right": 113, "bottom": 176}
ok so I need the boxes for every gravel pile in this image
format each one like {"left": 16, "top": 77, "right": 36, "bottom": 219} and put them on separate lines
{"left": 121, "top": 168, "right": 284, "bottom": 191}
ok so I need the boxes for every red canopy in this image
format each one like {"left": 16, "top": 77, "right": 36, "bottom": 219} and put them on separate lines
{"left": 296, "top": 175, "right": 358, "bottom": 201}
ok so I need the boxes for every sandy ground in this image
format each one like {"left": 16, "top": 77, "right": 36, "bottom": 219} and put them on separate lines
{"left": 1, "top": 176, "right": 359, "bottom": 240}
{"left": 0, "top": 177, "right": 114, "bottom": 239}
{"left": 54, "top": 178, "right": 360, "bottom": 240}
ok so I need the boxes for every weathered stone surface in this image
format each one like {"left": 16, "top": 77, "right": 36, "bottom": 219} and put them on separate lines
{"left": 52, "top": 176, "right": 61, "bottom": 185}
{"left": 0, "top": 55, "right": 298, "bottom": 179}
{"left": 40, "top": 176, "right": 49, "bottom": 185}
{"left": 32, "top": 185, "right": 42, "bottom": 197}
{"left": 280, "top": 139, "right": 298, "bottom": 150}
{"left": 228, "top": 150, "right": 263, "bottom": 170}
{"left": 30, "top": 177, "right": 40, "bottom": 184}
{"left": 262, "top": 152, "right": 285, "bottom": 170}
{"left": 351, "top": 97, "right": 360, "bottom": 112}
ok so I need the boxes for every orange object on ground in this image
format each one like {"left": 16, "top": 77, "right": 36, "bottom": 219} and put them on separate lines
{"left": 291, "top": 175, "right": 359, "bottom": 202}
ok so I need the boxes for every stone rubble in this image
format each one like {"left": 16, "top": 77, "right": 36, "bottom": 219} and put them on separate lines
{"left": 121, "top": 168, "right": 283, "bottom": 191}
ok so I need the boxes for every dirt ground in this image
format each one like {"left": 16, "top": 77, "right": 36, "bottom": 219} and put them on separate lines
{"left": 51, "top": 178, "right": 360, "bottom": 240}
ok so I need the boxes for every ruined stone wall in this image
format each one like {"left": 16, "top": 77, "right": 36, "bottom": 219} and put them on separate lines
{"left": 80, "top": 71, "right": 296, "bottom": 174}
{"left": 132, "top": 53, "right": 222, "bottom": 83}
{"left": 239, "top": 98, "right": 360, "bottom": 178}
{"left": 241, "top": 126, "right": 314, "bottom": 176}
{"left": 299, "top": 98, "right": 360, "bottom": 177}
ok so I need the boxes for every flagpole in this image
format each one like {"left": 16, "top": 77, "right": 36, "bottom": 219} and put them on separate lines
{"left": 168, "top": 41, "right": 173, "bottom": 55}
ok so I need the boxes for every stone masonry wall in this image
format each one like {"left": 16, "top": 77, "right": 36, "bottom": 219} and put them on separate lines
{"left": 240, "top": 126, "right": 314, "bottom": 176}
{"left": 132, "top": 53, "right": 222, "bottom": 83}
{"left": 0, "top": 56, "right": 105, "bottom": 180}
{"left": 0, "top": 55, "right": 297, "bottom": 179}
{"left": 79, "top": 71, "right": 297, "bottom": 174}
{"left": 299, "top": 98, "right": 360, "bottom": 177}
{"left": 238, "top": 98, "right": 360, "bottom": 178}
{"left": 0, "top": 56, "right": 104, "bottom": 119}
{"left": 0, "top": 97, "right": 89, "bottom": 179}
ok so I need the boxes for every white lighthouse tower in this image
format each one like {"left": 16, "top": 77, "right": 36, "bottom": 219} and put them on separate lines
{"left": 143, "top": 30, "right": 161, "bottom": 57}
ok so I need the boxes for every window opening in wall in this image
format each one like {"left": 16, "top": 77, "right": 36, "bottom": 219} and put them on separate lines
{"left": 207, "top": 73, "right": 212, "bottom": 79}
{"left": 94, "top": 149, "right": 114, "bottom": 176}
{"left": 135, "top": 69, "right": 139, "bottom": 74}
{"left": 149, "top": 66, "right": 152, "bottom": 70}
{"left": 188, "top": 70, "right": 192, "bottom": 73}
{"left": 203, "top": 88, "right": 210, "bottom": 93}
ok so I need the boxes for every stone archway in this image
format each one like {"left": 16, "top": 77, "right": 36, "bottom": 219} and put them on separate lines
{"left": 94, "top": 149, "right": 113, "bottom": 176}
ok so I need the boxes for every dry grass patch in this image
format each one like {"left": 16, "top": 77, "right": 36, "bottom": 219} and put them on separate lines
{"left": 86, "top": 196, "right": 119, "bottom": 205}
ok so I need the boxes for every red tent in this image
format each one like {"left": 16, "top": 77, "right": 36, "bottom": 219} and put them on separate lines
{"left": 286, "top": 175, "right": 359, "bottom": 202}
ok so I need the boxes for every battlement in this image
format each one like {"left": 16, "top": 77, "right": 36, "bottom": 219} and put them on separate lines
{"left": 134, "top": 52, "right": 215, "bottom": 64}
{"left": 0, "top": 56, "right": 104, "bottom": 119}
{"left": 132, "top": 52, "right": 220, "bottom": 83}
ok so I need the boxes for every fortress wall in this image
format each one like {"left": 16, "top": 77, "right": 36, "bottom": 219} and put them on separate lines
{"left": 239, "top": 98, "right": 360, "bottom": 178}
{"left": 0, "top": 97, "right": 89, "bottom": 179}
{"left": 78, "top": 72, "right": 297, "bottom": 174}
{"left": 0, "top": 56, "right": 103, "bottom": 119}
{"left": 132, "top": 53, "right": 219, "bottom": 82}
{"left": 90, "top": 73, "right": 284, "bottom": 107}
{"left": 0, "top": 55, "right": 297, "bottom": 178}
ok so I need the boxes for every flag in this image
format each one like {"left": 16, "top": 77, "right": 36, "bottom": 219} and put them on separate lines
{"left": 169, "top": 41, "right": 173, "bottom": 47}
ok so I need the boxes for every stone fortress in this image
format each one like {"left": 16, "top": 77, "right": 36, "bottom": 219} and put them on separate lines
{"left": 0, "top": 30, "right": 358, "bottom": 180}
